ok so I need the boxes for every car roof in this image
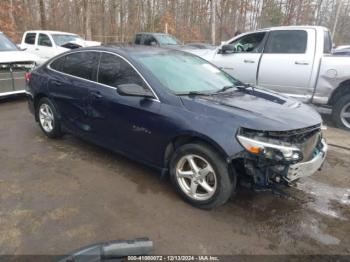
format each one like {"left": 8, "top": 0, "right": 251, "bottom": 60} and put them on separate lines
{"left": 92, "top": 45, "right": 180, "bottom": 54}
{"left": 261, "top": 25, "right": 329, "bottom": 32}
{"left": 24, "top": 30, "right": 78, "bottom": 35}
{"left": 63, "top": 45, "right": 185, "bottom": 61}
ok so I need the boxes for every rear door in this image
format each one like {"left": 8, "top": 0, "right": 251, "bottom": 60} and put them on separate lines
{"left": 257, "top": 29, "right": 316, "bottom": 98}
{"left": 22, "top": 32, "right": 37, "bottom": 53}
{"left": 211, "top": 32, "right": 266, "bottom": 84}
{"left": 48, "top": 51, "right": 99, "bottom": 137}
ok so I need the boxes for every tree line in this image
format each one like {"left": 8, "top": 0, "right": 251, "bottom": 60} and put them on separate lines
{"left": 1, "top": 0, "right": 350, "bottom": 45}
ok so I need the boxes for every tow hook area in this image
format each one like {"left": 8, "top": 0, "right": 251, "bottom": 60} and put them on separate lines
{"left": 232, "top": 150, "right": 300, "bottom": 197}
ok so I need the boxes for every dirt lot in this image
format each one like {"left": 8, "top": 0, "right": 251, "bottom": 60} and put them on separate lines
{"left": 0, "top": 98, "right": 349, "bottom": 255}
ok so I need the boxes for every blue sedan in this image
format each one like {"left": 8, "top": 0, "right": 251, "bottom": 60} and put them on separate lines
{"left": 26, "top": 46, "right": 326, "bottom": 208}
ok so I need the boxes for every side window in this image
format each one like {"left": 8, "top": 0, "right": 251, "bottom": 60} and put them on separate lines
{"left": 135, "top": 34, "right": 142, "bottom": 45}
{"left": 264, "top": 30, "right": 307, "bottom": 54}
{"left": 324, "top": 30, "right": 332, "bottom": 54}
{"left": 24, "top": 33, "right": 36, "bottom": 45}
{"left": 229, "top": 32, "right": 266, "bottom": 53}
{"left": 62, "top": 52, "right": 99, "bottom": 80}
{"left": 38, "top": 33, "right": 52, "bottom": 47}
{"left": 98, "top": 53, "right": 146, "bottom": 88}
{"left": 50, "top": 56, "right": 66, "bottom": 71}
{"left": 143, "top": 35, "right": 157, "bottom": 46}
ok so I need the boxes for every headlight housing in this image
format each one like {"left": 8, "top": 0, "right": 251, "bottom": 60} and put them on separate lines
{"left": 237, "top": 135, "right": 303, "bottom": 162}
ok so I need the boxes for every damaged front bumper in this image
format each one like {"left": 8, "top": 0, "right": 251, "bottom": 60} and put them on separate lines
{"left": 233, "top": 125, "right": 327, "bottom": 189}
{"left": 286, "top": 139, "right": 327, "bottom": 182}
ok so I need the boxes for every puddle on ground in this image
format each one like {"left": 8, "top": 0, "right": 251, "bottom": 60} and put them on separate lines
{"left": 296, "top": 177, "right": 350, "bottom": 220}
{"left": 300, "top": 216, "right": 340, "bottom": 245}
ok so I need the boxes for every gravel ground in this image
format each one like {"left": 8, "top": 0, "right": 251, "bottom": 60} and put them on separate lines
{"left": 0, "top": 97, "right": 349, "bottom": 255}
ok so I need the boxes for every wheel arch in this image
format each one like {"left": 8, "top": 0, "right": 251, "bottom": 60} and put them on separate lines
{"left": 33, "top": 93, "right": 47, "bottom": 121}
{"left": 33, "top": 93, "right": 61, "bottom": 121}
{"left": 163, "top": 132, "right": 230, "bottom": 170}
{"left": 328, "top": 79, "right": 350, "bottom": 105}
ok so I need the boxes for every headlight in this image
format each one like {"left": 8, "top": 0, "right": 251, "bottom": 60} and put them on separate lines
{"left": 237, "top": 135, "right": 302, "bottom": 161}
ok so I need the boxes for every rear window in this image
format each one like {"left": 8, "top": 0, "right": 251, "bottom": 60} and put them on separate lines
{"left": 62, "top": 52, "right": 99, "bottom": 80}
{"left": 324, "top": 30, "right": 332, "bottom": 54}
{"left": 135, "top": 34, "right": 142, "bottom": 45}
{"left": 24, "top": 33, "right": 36, "bottom": 45}
{"left": 264, "top": 30, "right": 307, "bottom": 54}
{"left": 50, "top": 56, "right": 65, "bottom": 71}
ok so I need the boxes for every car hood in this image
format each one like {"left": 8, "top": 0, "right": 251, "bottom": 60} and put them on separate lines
{"left": 180, "top": 88, "right": 322, "bottom": 131}
{"left": 0, "top": 50, "right": 39, "bottom": 63}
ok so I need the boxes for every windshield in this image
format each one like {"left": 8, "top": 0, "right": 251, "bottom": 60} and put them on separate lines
{"left": 135, "top": 51, "right": 239, "bottom": 94}
{"left": 51, "top": 34, "right": 83, "bottom": 46}
{"left": 0, "top": 33, "right": 19, "bottom": 51}
{"left": 155, "top": 35, "right": 181, "bottom": 45}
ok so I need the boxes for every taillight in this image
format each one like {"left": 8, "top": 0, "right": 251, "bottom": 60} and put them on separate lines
{"left": 24, "top": 72, "right": 31, "bottom": 82}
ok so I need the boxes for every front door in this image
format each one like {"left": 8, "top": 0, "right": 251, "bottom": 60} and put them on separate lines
{"left": 36, "top": 33, "right": 55, "bottom": 62}
{"left": 88, "top": 52, "right": 162, "bottom": 164}
{"left": 211, "top": 32, "right": 266, "bottom": 85}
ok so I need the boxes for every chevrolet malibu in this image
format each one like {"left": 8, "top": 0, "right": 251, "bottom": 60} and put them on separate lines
{"left": 26, "top": 46, "right": 327, "bottom": 209}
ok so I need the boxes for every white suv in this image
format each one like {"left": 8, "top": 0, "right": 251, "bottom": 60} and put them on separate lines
{"left": 20, "top": 30, "right": 100, "bottom": 64}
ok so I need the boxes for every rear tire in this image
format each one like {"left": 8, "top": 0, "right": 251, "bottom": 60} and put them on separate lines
{"left": 332, "top": 94, "right": 350, "bottom": 130}
{"left": 169, "top": 143, "right": 236, "bottom": 209}
{"left": 36, "top": 97, "right": 63, "bottom": 138}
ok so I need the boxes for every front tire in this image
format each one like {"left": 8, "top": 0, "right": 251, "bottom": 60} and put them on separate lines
{"left": 169, "top": 143, "right": 236, "bottom": 209}
{"left": 36, "top": 97, "right": 62, "bottom": 138}
{"left": 332, "top": 94, "right": 350, "bottom": 130}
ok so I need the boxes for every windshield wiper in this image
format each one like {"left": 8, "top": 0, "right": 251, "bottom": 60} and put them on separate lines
{"left": 216, "top": 85, "right": 236, "bottom": 93}
{"left": 236, "top": 83, "right": 255, "bottom": 91}
{"left": 176, "top": 91, "right": 213, "bottom": 96}
{"left": 216, "top": 83, "right": 255, "bottom": 93}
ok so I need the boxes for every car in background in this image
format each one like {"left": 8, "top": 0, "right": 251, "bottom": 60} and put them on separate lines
{"left": 0, "top": 32, "right": 37, "bottom": 97}
{"left": 133, "top": 32, "right": 182, "bottom": 48}
{"left": 333, "top": 47, "right": 350, "bottom": 55}
{"left": 20, "top": 30, "right": 100, "bottom": 64}
{"left": 26, "top": 46, "right": 327, "bottom": 209}
{"left": 188, "top": 26, "right": 350, "bottom": 130}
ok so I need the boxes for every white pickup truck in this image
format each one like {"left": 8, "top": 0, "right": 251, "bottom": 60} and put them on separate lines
{"left": 189, "top": 26, "right": 350, "bottom": 130}
{"left": 19, "top": 30, "right": 100, "bottom": 64}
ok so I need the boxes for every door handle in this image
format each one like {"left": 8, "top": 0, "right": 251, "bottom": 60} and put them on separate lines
{"left": 51, "top": 80, "right": 62, "bottom": 86}
{"left": 90, "top": 91, "right": 103, "bottom": 98}
{"left": 35, "top": 48, "right": 39, "bottom": 51}
{"left": 295, "top": 61, "right": 309, "bottom": 65}
{"left": 243, "top": 59, "right": 255, "bottom": 63}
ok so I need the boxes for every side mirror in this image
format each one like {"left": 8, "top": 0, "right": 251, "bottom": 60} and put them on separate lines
{"left": 117, "top": 83, "right": 154, "bottom": 98}
{"left": 220, "top": 44, "right": 235, "bottom": 54}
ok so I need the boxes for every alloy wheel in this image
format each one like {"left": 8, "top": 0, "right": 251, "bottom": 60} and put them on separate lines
{"left": 39, "top": 103, "right": 54, "bottom": 133}
{"left": 176, "top": 154, "right": 217, "bottom": 201}
{"left": 340, "top": 102, "right": 350, "bottom": 129}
